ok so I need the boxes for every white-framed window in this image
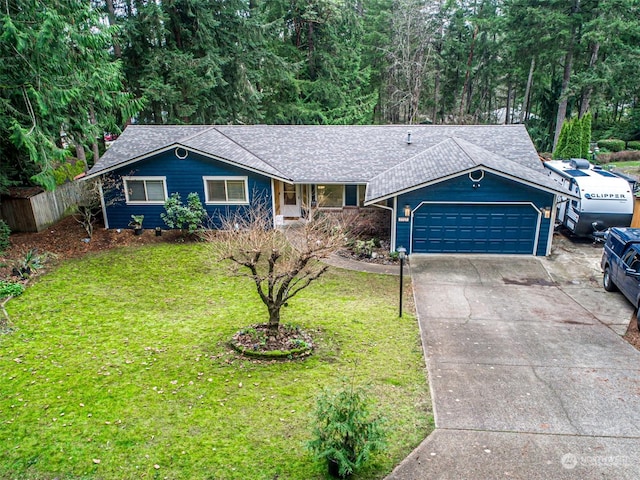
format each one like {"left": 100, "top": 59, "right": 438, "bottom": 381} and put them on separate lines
{"left": 316, "top": 184, "right": 344, "bottom": 208}
{"left": 123, "top": 176, "right": 167, "bottom": 204}
{"left": 203, "top": 176, "right": 249, "bottom": 204}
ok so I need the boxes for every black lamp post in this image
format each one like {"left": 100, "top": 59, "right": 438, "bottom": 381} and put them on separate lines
{"left": 397, "top": 247, "right": 406, "bottom": 317}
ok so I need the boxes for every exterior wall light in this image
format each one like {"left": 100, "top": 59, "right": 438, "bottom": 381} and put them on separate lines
{"left": 542, "top": 207, "right": 552, "bottom": 219}
{"left": 404, "top": 204, "right": 411, "bottom": 217}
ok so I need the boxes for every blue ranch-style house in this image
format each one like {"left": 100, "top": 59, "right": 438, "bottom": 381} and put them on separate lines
{"left": 86, "top": 124, "right": 574, "bottom": 256}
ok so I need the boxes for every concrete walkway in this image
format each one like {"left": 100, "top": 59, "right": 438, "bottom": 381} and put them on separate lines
{"left": 385, "top": 243, "right": 640, "bottom": 479}
{"left": 324, "top": 253, "right": 409, "bottom": 276}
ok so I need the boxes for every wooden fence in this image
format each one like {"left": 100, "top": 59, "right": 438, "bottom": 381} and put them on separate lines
{"left": 0, "top": 181, "right": 93, "bottom": 233}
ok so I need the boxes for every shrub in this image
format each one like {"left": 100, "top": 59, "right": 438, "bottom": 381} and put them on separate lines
{"left": 128, "top": 214, "right": 144, "bottom": 228}
{"left": 52, "top": 160, "right": 87, "bottom": 185}
{"left": 161, "top": 192, "right": 207, "bottom": 235}
{"left": 354, "top": 239, "right": 377, "bottom": 258}
{"left": 308, "top": 382, "right": 386, "bottom": 478}
{"left": 12, "top": 249, "right": 49, "bottom": 279}
{"left": 597, "top": 139, "right": 626, "bottom": 152}
{"left": 605, "top": 151, "right": 640, "bottom": 162}
{"left": 0, "top": 281, "right": 24, "bottom": 298}
{"left": 627, "top": 141, "right": 640, "bottom": 151}
{"left": 596, "top": 152, "right": 613, "bottom": 164}
{"left": 0, "top": 220, "right": 10, "bottom": 254}
{"left": 552, "top": 120, "right": 570, "bottom": 159}
{"left": 553, "top": 116, "right": 590, "bottom": 159}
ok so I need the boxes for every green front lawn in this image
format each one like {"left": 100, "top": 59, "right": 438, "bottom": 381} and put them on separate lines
{"left": 0, "top": 243, "right": 432, "bottom": 479}
{"left": 607, "top": 160, "right": 640, "bottom": 168}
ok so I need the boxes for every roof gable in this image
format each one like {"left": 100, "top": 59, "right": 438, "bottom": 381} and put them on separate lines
{"left": 87, "top": 125, "right": 288, "bottom": 180}
{"left": 89, "top": 125, "right": 211, "bottom": 174}
{"left": 365, "top": 137, "right": 571, "bottom": 202}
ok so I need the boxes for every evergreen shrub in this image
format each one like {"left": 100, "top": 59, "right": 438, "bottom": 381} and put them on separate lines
{"left": 308, "top": 382, "right": 386, "bottom": 478}
{"left": 597, "top": 139, "right": 626, "bottom": 152}
{"left": 161, "top": 192, "right": 207, "bottom": 234}
{"left": 52, "top": 161, "right": 87, "bottom": 185}
{"left": 0, "top": 220, "right": 10, "bottom": 254}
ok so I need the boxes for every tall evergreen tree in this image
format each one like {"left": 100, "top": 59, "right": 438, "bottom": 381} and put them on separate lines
{"left": 1, "top": 0, "right": 139, "bottom": 191}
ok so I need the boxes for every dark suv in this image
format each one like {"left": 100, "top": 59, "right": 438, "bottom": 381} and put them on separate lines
{"left": 601, "top": 227, "right": 640, "bottom": 328}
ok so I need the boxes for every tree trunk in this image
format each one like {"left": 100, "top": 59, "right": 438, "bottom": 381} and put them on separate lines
{"left": 89, "top": 103, "right": 100, "bottom": 165}
{"left": 170, "top": 6, "right": 183, "bottom": 49}
{"left": 579, "top": 42, "right": 600, "bottom": 118}
{"left": 553, "top": 48, "right": 573, "bottom": 150}
{"left": 520, "top": 57, "right": 535, "bottom": 124}
{"left": 553, "top": 0, "right": 579, "bottom": 150}
{"left": 409, "top": 50, "right": 424, "bottom": 124}
{"left": 505, "top": 78, "right": 512, "bottom": 124}
{"left": 308, "top": 21, "right": 315, "bottom": 79}
{"left": 105, "top": 0, "right": 122, "bottom": 58}
{"left": 459, "top": 25, "right": 478, "bottom": 118}
{"left": 432, "top": 59, "right": 440, "bottom": 124}
{"left": 75, "top": 140, "right": 87, "bottom": 164}
{"left": 267, "top": 304, "right": 281, "bottom": 332}
{"left": 153, "top": 101, "right": 163, "bottom": 124}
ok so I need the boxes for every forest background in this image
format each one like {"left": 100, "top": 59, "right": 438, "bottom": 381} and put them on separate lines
{"left": 1, "top": 0, "right": 639, "bottom": 191}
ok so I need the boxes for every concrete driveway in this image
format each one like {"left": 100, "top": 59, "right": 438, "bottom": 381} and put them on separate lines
{"left": 386, "top": 238, "right": 640, "bottom": 479}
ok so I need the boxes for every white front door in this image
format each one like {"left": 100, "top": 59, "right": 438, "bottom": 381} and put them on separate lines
{"left": 281, "top": 182, "right": 301, "bottom": 218}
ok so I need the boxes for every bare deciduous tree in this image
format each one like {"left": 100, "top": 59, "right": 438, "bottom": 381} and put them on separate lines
{"left": 207, "top": 200, "right": 348, "bottom": 333}
{"left": 72, "top": 174, "right": 124, "bottom": 239}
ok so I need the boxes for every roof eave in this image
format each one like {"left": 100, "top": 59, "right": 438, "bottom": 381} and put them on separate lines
{"left": 364, "top": 164, "right": 578, "bottom": 205}
{"left": 85, "top": 144, "right": 292, "bottom": 183}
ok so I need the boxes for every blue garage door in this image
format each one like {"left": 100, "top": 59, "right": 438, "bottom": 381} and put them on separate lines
{"left": 412, "top": 203, "right": 539, "bottom": 254}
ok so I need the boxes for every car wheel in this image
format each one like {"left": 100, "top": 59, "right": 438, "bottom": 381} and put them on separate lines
{"left": 636, "top": 308, "right": 640, "bottom": 332}
{"left": 603, "top": 267, "right": 618, "bottom": 292}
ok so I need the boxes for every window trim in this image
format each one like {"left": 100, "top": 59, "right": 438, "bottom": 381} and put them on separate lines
{"left": 357, "top": 185, "right": 366, "bottom": 207}
{"left": 123, "top": 176, "right": 168, "bottom": 205}
{"left": 203, "top": 176, "right": 250, "bottom": 205}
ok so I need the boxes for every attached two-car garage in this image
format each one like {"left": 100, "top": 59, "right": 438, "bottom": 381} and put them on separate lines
{"left": 411, "top": 202, "right": 542, "bottom": 255}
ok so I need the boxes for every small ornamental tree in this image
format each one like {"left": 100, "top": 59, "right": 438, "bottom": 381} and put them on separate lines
{"left": 161, "top": 192, "right": 207, "bottom": 235}
{"left": 71, "top": 174, "right": 124, "bottom": 238}
{"left": 209, "top": 199, "right": 347, "bottom": 333}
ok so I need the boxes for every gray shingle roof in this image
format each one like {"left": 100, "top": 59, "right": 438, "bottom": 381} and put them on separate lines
{"left": 90, "top": 125, "right": 211, "bottom": 172}
{"left": 89, "top": 125, "right": 286, "bottom": 179}
{"left": 88, "top": 124, "right": 569, "bottom": 198}
{"left": 366, "top": 137, "right": 570, "bottom": 202}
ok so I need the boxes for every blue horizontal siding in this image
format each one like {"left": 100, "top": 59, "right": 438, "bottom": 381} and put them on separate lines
{"left": 394, "top": 171, "right": 555, "bottom": 256}
{"left": 105, "top": 149, "right": 272, "bottom": 229}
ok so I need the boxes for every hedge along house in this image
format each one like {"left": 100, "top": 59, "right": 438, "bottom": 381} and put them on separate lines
{"left": 86, "top": 124, "right": 574, "bottom": 256}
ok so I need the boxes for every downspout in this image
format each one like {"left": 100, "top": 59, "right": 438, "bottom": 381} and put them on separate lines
{"left": 546, "top": 196, "right": 558, "bottom": 256}
{"left": 369, "top": 201, "right": 395, "bottom": 252}
{"left": 270, "top": 178, "right": 277, "bottom": 229}
{"left": 98, "top": 178, "right": 108, "bottom": 229}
